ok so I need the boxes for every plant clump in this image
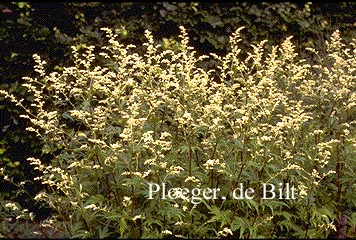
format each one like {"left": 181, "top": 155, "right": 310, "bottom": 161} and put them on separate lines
{"left": 1, "top": 26, "right": 356, "bottom": 238}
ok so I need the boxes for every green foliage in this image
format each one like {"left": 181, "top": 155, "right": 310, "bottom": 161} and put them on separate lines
{"left": 1, "top": 2, "right": 356, "bottom": 238}
{"left": 65, "top": 2, "right": 356, "bottom": 55}
{"left": 0, "top": 2, "right": 76, "bottom": 214}
{"left": 2, "top": 26, "right": 356, "bottom": 238}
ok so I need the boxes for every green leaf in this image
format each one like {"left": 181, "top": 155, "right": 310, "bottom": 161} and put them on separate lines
{"left": 98, "top": 225, "right": 110, "bottom": 238}
{"left": 87, "top": 194, "right": 105, "bottom": 205}
{"left": 7, "top": 161, "right": 20, "bottom": 168}
{"left": 231, "top": 216, "right": 250, "bottom": 238}
{"left": 243, "top": 198, "right": 259, "bottom": 213}
{"left": 0, "top": 148, "right": 6, "bottom": 155}
{"left": 17, "top": 2, "right": 30, "bottom": 9}
{"left": 119, "top": 218, "right": 127, "bottom": 236}
{"left": 278, "top": 219, "right": 294, "bottom": 232}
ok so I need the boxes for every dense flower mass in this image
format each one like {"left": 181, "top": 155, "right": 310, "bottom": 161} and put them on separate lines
{"left": 1, "top": 26, "right": 356, "bottom": 238}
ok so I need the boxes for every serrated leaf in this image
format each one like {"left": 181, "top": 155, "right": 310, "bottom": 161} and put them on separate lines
{"left": 243, "top": 198, "right": 259, "bottom": 213}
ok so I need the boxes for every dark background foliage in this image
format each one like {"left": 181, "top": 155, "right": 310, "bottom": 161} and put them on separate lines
{"left": 0, "top": 1, "right": 355, "bottom": 224}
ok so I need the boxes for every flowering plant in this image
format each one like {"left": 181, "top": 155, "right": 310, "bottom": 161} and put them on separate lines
{"left": 1, "top": 26, "right": 356, "bottom": 238}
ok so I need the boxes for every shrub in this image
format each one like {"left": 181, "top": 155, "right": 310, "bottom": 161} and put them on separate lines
{"left": 1, "top": 26, "right": 356, "bottom": 238}
{"left": 2, "top": 3, "right": 356, "bottom": 223}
